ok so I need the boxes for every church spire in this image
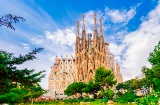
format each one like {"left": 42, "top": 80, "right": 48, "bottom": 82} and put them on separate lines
{"left": 99, "top": 19, "right": 103, "bottom": 36}
{"left": 93, "top": 14, "right": 98, "bottom": 50}
{"left": 82, "top": 14, "right": 85, "bottom": 31}
{"left": 94, "top": 14, "right": 97, "bottom": 30}
{"left": 76, "top": 21, "right": 79, "bottom": 37}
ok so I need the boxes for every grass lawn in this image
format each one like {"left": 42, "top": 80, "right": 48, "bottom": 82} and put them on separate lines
{"left": 28, "top": 100, "right": 130, "bottom": 105}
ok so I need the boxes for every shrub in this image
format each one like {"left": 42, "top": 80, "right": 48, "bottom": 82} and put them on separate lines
{"left": 105, "top": 88, "right": 114, "bottom": 100}
{"left": 83, "top": 96, "right": 95, "bottom": 102}
{"left": 135, "top": 95, "right": 159, "bottom": 105}
{"left": 115, "top": 92, "right": 136, "bottom": 103}
{"left": 63, "top": 98, "right": 77, "bottom": 103}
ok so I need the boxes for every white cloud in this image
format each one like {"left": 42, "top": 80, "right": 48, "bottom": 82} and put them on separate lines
{"left": 105, "top": 6, "right": 136, "bottom": 24}
{"left": 108, "top": 1, "right": 160, "bottom": 81}
{"left": 21, "top": 43, "right": 31, "bottom": 49}
{"left": 45, "top": 27, "right": 76, "bottom": 46}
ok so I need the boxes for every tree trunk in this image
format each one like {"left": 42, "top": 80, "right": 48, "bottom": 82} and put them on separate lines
{"left": 31, "top": 98, "right": 34, "bottom": 105}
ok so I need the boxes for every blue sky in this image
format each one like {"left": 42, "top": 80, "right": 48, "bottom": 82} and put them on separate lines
{"left": 0, "top": 0, "right": 160, "bottom": 89}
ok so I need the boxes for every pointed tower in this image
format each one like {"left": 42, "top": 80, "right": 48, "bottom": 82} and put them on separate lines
{"left": 93, "top": 14, "right": 98, "bottom": 50}
{"left": 99, "top": 19, "right": 106, "bottom": 66}
{"left": 99, "top": 19, "right": 104, "bottom": 52}
{"left": 81, "top": 14, "right": 87, "bottom": 50}
{"left": 75, "top": 21, "right": 81, "bottom": 82}
{"left": 75, "top": 21, "right": 80, "bottom": 54}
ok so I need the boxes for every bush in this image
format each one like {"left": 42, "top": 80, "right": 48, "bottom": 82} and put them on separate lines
{"left": 94, "top": 94, "right": 97, "bottom": 99}
{"left": 135, "top": 95, "right": 159, "bottom": 105}
{"left": 63, "top": 98, "right": 77, "bottom": 103}
{"left": 115, "top": 92, "right": 136, "bottom": 103}
{"left": 34, "top": 100, "right": 58, "bottom": 104}
{"left": 83, "top": 96, "right": 95, "bottom": 102}
{"left": 105, "top": 88, "right": 114, "bottom": 100}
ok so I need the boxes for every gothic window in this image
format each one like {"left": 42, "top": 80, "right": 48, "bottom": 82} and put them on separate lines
{"left": 89, "top": 69, "right": 93, "bottom": 79}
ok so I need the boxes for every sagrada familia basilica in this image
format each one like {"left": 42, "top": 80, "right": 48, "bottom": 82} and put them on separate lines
{"left": 47, "top": 14, "right": 123, "bottom": 98}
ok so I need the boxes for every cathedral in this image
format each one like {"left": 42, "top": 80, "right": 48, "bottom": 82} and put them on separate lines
{"left": 48, "top": 14, "right": 123, "bottom": 99}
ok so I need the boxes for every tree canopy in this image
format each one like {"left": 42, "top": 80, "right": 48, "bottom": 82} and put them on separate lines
{"left": 82, "top": 80, "right": 100, "bottom": 94}
{"left": 0, "top": 48, "right": 45, "bottom": 104}
{"left": 0, "top": 14, "right": 25, "bottom": 30}
{"left": 64, "top": 82, "right": 86, "bottom": 96}
{"left": 142, "top": 41, "right": 160, "bottom": 91}
{"left": 94, "top": 66, "right": 117, "bottom": 90}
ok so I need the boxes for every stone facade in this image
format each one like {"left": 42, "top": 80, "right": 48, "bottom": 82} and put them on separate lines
{"left": 74, "top": 14, "right": 122, "bottom": 83}
{"left": 48, "top": 57, "right": 75, "bottom": 98}
{"left": 48, "top": 14, "right": 123, "bottom": 98}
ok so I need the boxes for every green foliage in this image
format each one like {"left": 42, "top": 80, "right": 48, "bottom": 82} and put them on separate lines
{"left": 115, "top": 91, "right": 136, "bottom": 103}
{"left": 34, "top": 100, "right": 59, "bottom": 104}
{"left": 97, "top": 88, "right": 114, "bottom": 101}
{"left": 63, "top": 98, "right": 78, "bottom": 103}
{"left": 105, "top": 88, "right": 114, "bottom": 100}
{"left": 94, "top": 66, "right": 117, "bottom": 90}
{"left": 83, "top": 80, "right": 100, "bottom": 94}
{"left": 0, "top": 14, "right": 25, "bottom": 30}
{"left": 142, "top": 41, "right": 160, "bottom": 92}
{"left": 0, "top": 48, "right": 45, "bottom": 104}
{"left": 64, "top": 82, "right": 86, "bottom": 96}
{"left": 0, "top": 89, "right": 22, "bottom": 104}
{"left": 116, "top": 91, "right": 123, "bottom": 97}
{"left": 136, "top": 94, "right": 159, "bottom": 105}
{"left": 83, "top": 96, "right": 95, "bottom": 102}
{"left": 116, "top": 83, "right": 125, "bottom": 91}
{"left": 116, "top": 78, "right": 149, "bottom": 94}
{"left": 98, "top": 89, "right": 105, "bottom": 99}
{"left": 23, "top": 84, "right": 46, "bottom": 102}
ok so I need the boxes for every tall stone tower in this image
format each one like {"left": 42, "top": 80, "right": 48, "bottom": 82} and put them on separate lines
{"left": 75, "top": 14, "right": 108, "bottom": 83}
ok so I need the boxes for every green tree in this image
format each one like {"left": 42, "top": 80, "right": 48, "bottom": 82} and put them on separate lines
{"left": 23, "top": 84, "right": 46, "bottom": 105}
{"left": 83, "top": 80, "right": 100, "bottom": 95}
{"left": 0, "top": 48, "right": 45, "bottom": 104}
{"left": 0, "top": 14, "right": 25, "bottom": 30}
{"left": 142, "top": 41, "right": 160, "bottom": 92}
{"left": 64, "top": 82, "right": 86, "bottom": 97}
{"left": 105, "top": 88, "right": 114, "bottom": 100}
{"left": 94, "top": 66, "right": 117, "bottom": 90}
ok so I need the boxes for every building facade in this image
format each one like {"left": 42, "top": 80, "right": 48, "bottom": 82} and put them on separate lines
{"left": 48, "top": 14, "right": 123, "bottom": 98}
{"left": 48, "top": 57, "right": 75, "bottom": 98}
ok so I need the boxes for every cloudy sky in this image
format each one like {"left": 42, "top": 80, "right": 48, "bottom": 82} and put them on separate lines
{"left": 0, "top": 0, "right": 160, "bottom": 89}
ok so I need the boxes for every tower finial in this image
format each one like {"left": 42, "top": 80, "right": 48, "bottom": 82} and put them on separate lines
{"left": 94, "top": 14, "right": 97, "bottom": 30}
{"left": 76, "top": 21, "right": 79, "bottom": 37}
{"left": 82, "top": 14, "right": 85, "bottom": 31}
{"left": 99, "top": 19, "right": 103, "bottom": 36}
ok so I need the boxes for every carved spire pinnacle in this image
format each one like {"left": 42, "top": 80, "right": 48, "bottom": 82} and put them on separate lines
{"left": 94, "top": 14, "right": 97, "bottom": 30}
{"left": 82, "top": 14, "right": 85, "bottom": 31}
{"left": 99, "top": 19, "right": 103, "bottom": 36}
{"left": 76, "top": 21, "right": 79, "bottom": 37}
